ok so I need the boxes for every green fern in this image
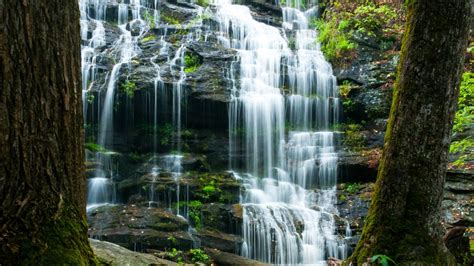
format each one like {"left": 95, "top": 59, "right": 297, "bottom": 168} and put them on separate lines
{"left": 371, "top": 254, "right": 396, "bottom": 266}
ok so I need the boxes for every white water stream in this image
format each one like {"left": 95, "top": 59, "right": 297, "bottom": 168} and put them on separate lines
{"left": 213, "top": 0, "right": 347, "bottom": 264}
{"left": 81, "top": 0, "right": 348, "bottom": 263}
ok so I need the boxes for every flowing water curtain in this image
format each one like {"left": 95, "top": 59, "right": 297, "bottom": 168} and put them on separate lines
{"left": 213, "top": 0, "right": 347, "bottom": 264}
{"left": 80, "top": 0, "right": 148, "bottom": 207}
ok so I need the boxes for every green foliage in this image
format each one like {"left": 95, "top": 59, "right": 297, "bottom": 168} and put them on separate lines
{"left": 371, "top": 254, "right": 397, "bottom": 266}
{"left": 184, "top": 53, "right": 201, "bottom": 73}
{"left": 161, "top": 14, "right": 180, "bottom": 25}
{"left": 450, "top": 72, "right": 474, "bottom": 168}
{"left": 287, "top": 37, "right": 296, "bottom": 50}
{"left": 167, "top": 248, "right": 184, "bottom": 264}
{"left": 85, "top": 142, "right": 106, "bottom": 152}
{"left": 87, "top": 93, "right": 95, "bottom": 103}
{"left": 453, "top": 72, "right": 474, "bottom": 133}
{"left": 188, "top": 200, "right": 203, "bottom": 229}
{"left": 167, "top": 236, "right": 178, "bottom": 246}
{"left": 121, "top": 80, "right": 137, "bottom": 98}
{"left": 352, "top": 4, "right": 397, "bottom": 37}
{"left": 128, "top": 152, "right": 142, "bottom": 163}
{"left": 315, "top": 17, "right": 357, "bottom": 61}
{"left": 346, "top": 183, "right": 361, "bottom": 194}
{"left": 279, "top": 0, "right": 310, "bottom": 9}
{"left": 339, "top": 80, "right": 356, "bottom": 97}
{"left": 181, "top": 129, "right": 193, "bottom": 138}
{"left": 159, "top": 123, "right": 173, "bottom": 145}
{"left": 342, "top": 124, "right": 367, "bottom": 151}
{"left": 142, "top": 10, "right": 155, "bottom": 28}
{"left": 189, "top": 248, "right": 210, "bottom": 264}
{"left": 339, "top": 194, "right": 347, "bottom": 201}
{"left": 450, "top": 138, "right": 474, "bottom": 167}
{"left": 196, "top": 179, "right": 221, "bottom": 202}
{"left": 315, "top": 1, "right": 403, "bottom": 63}
{"left": 196, "top": 0, "right": 209, "bottom": 7}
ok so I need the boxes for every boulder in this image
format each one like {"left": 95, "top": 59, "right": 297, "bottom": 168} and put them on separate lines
{"left": 203, "top": 247, "right": 269, "bottom": 266}
{"left": 90, "top": 238, "right": 178, "bottom": 266}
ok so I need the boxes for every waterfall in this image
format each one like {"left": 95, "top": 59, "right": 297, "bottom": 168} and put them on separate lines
{"left": 81, "top": 0, "right": 146, "bottom": 207}
{"left": 213, "top": 0, "right": 347, "bottom": 264}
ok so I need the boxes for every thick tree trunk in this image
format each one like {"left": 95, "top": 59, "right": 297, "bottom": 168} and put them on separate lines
{"left": 0, "top": 1, "right": 95, "bottom": 264}
{"left": 349, "top": 0, "right": 470, "bottom": 265}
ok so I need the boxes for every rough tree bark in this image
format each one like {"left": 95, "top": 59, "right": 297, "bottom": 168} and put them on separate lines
{"left": 349, "top": 0, "right": 470, "bottom": 265}
{"left": 0, "top": 1, "right": 95, "bottom": 264}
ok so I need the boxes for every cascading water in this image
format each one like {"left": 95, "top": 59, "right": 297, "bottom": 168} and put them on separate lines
{"left": 213, "top": 0, "right": 347, "bottom": 264}
{"left": 81, "top": 0, "right": 148, "bottom": 207}
{"left": 81, "top": 0, "right": 348, "bottom": 262}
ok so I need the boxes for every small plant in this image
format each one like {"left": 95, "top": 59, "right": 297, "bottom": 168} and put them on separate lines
{"left": 85, "top": 142, "right": 106, "bottom": 152}
{"left": 142, "top": 10, "right": 155, "bottom": 28}
{"left": 167, "top": 236, "right": 178, "bottom": 246}
{"left": 287, "top": 37, "right": 296, "bottom": 50}
{"left": 158, "top": 123, "right": 173, "bottom": 145}
{"left": 184, "top": 53, "right": 201, "bottom": 73}
{"left": 189, "top": 248, "right": 210, "bottom": 264}
{"left": 188, "top": 200, "right": 203, "bottom": 228}
{"left": 128, "top": 152, "right": 142, "bottom": 163}
{"left": 371, "top": 254, "right": 396, "bottom": 266}
{"left": 339, "top": 80, "right": 356, "bottom": 97}
{"left": 87, "top": 93, "right": 95, "bottom": 103}
{"left": 346, "top": 183, "right": 361, "bottom": 194}
{"left": 167, "top": 248, "right": 184, "bottom": 264}
{"left": 342, "top": 124, "right": 367, "bottom": 151}
{"left": 338, "top": 194, "right": 347, "bottom": 202}
{"left": 121, "top": 80, "right": 137, "bottom": 98}
{"left": 196, "top": 0, "right": 209, "bottom": 7}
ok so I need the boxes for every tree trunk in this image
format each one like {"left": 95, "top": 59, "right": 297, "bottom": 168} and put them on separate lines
{"left": 0, "top": 1, "right": 95, "bottom": 264}
{"left": 349, "top": 0, "right": 470, "bottom": 265}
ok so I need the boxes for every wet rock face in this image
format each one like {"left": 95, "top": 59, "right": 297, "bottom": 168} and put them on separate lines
{"left": 87, "top": 203, "right": 243, "bottom": 254}
{"left": 88, "top": 205, "right": 194, "bottom": 251}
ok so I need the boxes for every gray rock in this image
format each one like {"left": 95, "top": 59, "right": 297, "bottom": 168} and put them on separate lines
{"left": 90, "top": 238, "right": 178, "bottom": 266}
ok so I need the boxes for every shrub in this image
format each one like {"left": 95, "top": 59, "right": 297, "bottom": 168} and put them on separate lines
{"left": 315, "top": 17, "right": 357, "bottom": 61}
{"left": 188, "top": 200, "right": 202, "bottom": 229}
{"left": 184, "top": 53, "right": 201, "bottom": 73}
{"left": 189, "top": 248, "right": 210, "bottom": 264}
{"left": 120, "top": 80, "right": 137, "bottom": 98}
{"left": 342, "top": 124, "right": 367, "bottom": 151}
{"left": 453, "top": 72, "right": 474, "bottom": 133}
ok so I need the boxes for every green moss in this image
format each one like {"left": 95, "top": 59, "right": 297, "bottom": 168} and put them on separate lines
{"left": 141, "top": 35, "right": 156, "bottom": 43}
{"left": 20, "top": 203, "right": 98, "bottom": 265}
